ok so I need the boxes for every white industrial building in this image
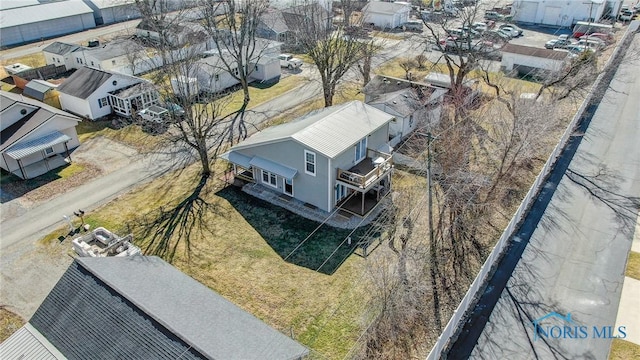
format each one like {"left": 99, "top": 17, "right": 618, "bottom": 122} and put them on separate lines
{"left": 0, "top": 1, "right": 96, "bottom": 47}
{"left": 362, "top": 1, "right": 411, "bottom": 29}
{"left": 82, "top": 0, "right": 141, "bottom": 25}
{"left": 511, "top": 0, "right": 624, "bottom": 27}
{"left": 501, "top": 44, "right": 569, "bottom": 77}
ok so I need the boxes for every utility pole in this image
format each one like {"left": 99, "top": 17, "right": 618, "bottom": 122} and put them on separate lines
{"left": 426, "top": 132, "right": 434, "bottom": 247}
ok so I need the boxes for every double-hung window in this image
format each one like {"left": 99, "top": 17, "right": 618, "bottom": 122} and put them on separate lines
{"left": 304, "top": 150, "right": 316, "bottom": 176}
{"left": 98, "top": 97, "right": 108, "bottom": 108}
{"left": 261, "top": 170, "right": 277, "bottom": 187}
{"left": 355, "top": 137, "right": 367, "bottom": 162}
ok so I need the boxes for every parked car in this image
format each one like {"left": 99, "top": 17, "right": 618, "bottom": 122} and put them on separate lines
{"left": 403, "top": 20, "right": 424, "bottom": 32}
{"left": 619, "top": 10, "right": 634, "bottom": 21}
{"left": 473, "top": 41, "right": 502, "bottom": 60}
{"left": 558, "top": 34, "right": 570, "bottom": 41}
{"left": 483, "top": 29, "right": 511, "bottom": 43}
{"left": 472, "top": 22, "right": 488, "bottom": 32}
{"left": 499, "top": 24, "right": 523, "bottom": 37}
{"left": 484, "top": 10, "right": 503, "bottom": 21}
{"left": 164, "top": 102, "right": 185, "bottom": 120}
{"left": 279, "top": 54, "right": 303, "bottom": 69}
{"left": 577, "top": 38, "right": 605, "bottom": 50}
{"left": 460, "top": 26, "right": 481, "bottom": 38}
{"left": 545, "top": 39, "right": 572, "bottom": 49}
{"left": 581, "top": 33, "right": 613, "bottom": 44}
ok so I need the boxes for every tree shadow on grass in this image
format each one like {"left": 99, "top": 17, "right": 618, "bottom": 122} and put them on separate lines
{"left": 135, "top": 173, "right": 220, "bottom": 263}
{"left": 216, "top": 186, "right": 377, "bottom": 275}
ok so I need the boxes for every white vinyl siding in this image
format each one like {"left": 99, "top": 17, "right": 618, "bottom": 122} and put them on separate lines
{"left": 305, "top": 150, "right": 316, "bottom": 176}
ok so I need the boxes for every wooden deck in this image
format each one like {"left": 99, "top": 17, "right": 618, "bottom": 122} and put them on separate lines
{"left": 337, "top": 149, "right": 393, "bottom": 189}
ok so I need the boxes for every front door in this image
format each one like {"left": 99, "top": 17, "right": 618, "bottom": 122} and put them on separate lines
{"left": 284, "top": 178, "right": 293, "bottom": 196}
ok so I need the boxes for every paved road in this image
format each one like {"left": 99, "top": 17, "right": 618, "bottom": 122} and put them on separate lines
{"left": 448, "top": 25, "right": 640, "bottom": 359}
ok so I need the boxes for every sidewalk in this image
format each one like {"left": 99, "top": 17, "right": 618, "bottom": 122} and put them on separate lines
{"left": 614, "top": 217, "right": 640, "bottom": 346}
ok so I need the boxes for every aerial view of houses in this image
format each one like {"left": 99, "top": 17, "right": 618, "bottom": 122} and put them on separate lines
{"left": 1, "top": 0, "right": 640, "bottom": 359}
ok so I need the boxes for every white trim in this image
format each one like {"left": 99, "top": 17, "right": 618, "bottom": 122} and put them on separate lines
{"left": 355, "top": 137, "right": 367, "bottom": 162}
{"left": 304, "top": 149, "right": 316, "bottom": 176}
{"left": 261, "top": 169, "right": 278, "bottom": 188}
{"left": 284, "top": 177, "right": 294, "bottom": 196}
{"left": 327, "top": 157, "right": 332, "bottom": 210}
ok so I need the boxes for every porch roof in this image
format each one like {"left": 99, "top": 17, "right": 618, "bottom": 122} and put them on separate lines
{"left": 5, "top": 131, "right": 71, "bottom": 160}
{"left": 219, "top": 151, "right": 251, "bottom": 168}
{"left": 249, "top": 156, "right": 297, "bottom": 180}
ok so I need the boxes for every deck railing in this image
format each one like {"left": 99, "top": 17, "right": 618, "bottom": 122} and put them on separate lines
{"left": 337, "top": 149, "right": 393, "bottom": 188}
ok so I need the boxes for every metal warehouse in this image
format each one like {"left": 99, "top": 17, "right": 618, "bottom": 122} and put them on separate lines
{"left": 0, "top": 1, "right": 96, "bottom": 47}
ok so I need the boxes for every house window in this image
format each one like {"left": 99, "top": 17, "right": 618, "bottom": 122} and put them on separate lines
{"left": 112, "top": 60, "right": 116, "bottom": 65}
{"left": 255, "top": 64, "right": 259, "bottom": 71}
{"left": 91, "top": 61, "right": 95, "bottom": 66}
{"left": 98, "top": 97, "right": 108, "bottom": 108}
{"left": 355, "top": 137, "right": 367, "bottom": 162}
{"left": 304, "top": 150, "right": 316, "bottom": 176}
{"left": 214, "top": 74, "right": 220, "bottom": 81}
{"left": 56, "top": 58, "right": 60, "bottom": 63}
{"left": 233, "top": 68, "right": 239, "bottom": 76}
{"left": 44, "top": 147, "right": 54, "bottom": 155}
{"left": 261, "top": 170, "right": 277, "bottom": 188}
{"left": 409, "top": 115, "right": 414, "bottom": 126}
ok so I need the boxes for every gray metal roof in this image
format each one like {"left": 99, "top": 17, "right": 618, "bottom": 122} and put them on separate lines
{"left": 0, "top": 323, "right": 65, "bottom": 360}
{"left": 0, "top": 0, "right": 39, "bottom": 11}
{"left": 87, "top": 0, "right": 135, "bottom": 10}
{"left": 367, "top": 88, "right": 422, "bottom": 117}
{"left": 24, "top": 81, "right": 55, "bottom": 101}
{"left": 362, "top": 1, "right": 410, "bottom": 14}
{"left": 230, "top": 101, "right": 394, "bottom": 159}
{"left": 57, "top": 67, "right": 114, "bottom": 99}
{"left": 250, "top": 156, "right": 298, "bottom": 179}
{"left": 0, "top": 1, "right": 94, "bottom": 29}
{"left": 502, "top": 43, "right": 569, "bottom": 60}
{"left": 5, "top": 131, "right": 71, "bottom": 159}
{"left": 31, "top": 256, "right": 309, "bottom": 360}
{"left": 42, "top": 42, "right": 82, "bottom": 56}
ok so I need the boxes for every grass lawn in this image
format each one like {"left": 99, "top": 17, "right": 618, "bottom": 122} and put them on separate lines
{"left": 0, "top": 307, "right": 24, "bottom": 343}
{"left": 76, "top": 120, "right": 163, "bottom": 152}
{"left": 0, "top": 53, "right": 46, "bottom": 78}
{"left": 38, "top": 161, "right": 391, "bottom": 358}
{"left": 626, "top": 251, "right": 640, "bottom": 280}
{"left": 609, "top": 339, "right": 640, "bottom": 360}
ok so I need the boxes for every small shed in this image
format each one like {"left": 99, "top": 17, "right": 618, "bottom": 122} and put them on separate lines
{"left": 23, "top": 80, "right": 58, "bottom": 103}
{"left": 362, "top": 1, "right": 410, "bottom": 29}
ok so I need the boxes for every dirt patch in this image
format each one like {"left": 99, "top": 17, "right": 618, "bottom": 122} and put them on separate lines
{"left": 71, "top": 136, "right": 139, "bottom": 173}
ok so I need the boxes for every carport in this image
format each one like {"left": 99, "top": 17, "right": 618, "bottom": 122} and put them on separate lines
{"left": 4, "top": 131, "right": 72, "bottom": 179}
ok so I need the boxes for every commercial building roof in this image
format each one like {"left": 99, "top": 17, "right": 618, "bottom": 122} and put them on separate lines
{"left": 502, "top": 43, "right": 569, "bottom": 60}
{"left": 0, "top": 1, "right": 94, "bottom": 29}
{"left": 87, "top": 0, "right": 136, "bottom": 10}
{"left": 362, "top": 1, "right": 410, "bottom": 14}
{"left": 229, "top": 100, "right": 394, "bottom": 159}
{"left": 28, "top": 256, "right": 309, "bottom": 359}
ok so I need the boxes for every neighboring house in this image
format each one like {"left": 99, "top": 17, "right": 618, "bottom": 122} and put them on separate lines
{"left": 42, "top": 41, "right": 85, "bottom": 71}
{"left": 83, "top": 0, "right": 141, "bottom": 25}
{"left": 58, "top": 67, "right": 159, "bottom": 120}
{"left": 0, "top": 1, "right": 96, "bottom": 47}
{"left": 135, "top": 18, "right": 213, "bottom": 49}
{"left": 221, "top": 101, "right": 395, "bottom": 216}
{"left": 362, "top": 1, "right": 411, "bottom": 29}
{"left": 0, "top": 256, "right": 309, "bottom": 359}
{"left": 193, "top": 54, "right": 242, "bottom": 94}
{"left": 501, "top": 43, "right": 569, "bottom": 77}
{"left": 0, "top": 91, "right": 81, "bottom": 179}
{"left": 363, "top": 75, "right": 446, "bottom": 147}
{"left": 257, "top": 3, "right": 332, "bottom": 45}
{"left": 73, "top": 38, "right": 147, "bottom": 74}
{"left": 511, "top": 0, "right": 623, "bottom": 27}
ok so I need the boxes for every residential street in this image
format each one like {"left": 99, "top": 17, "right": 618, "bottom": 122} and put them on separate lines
{"left": 448, "top": 27, "right": 640, "bottom": 359}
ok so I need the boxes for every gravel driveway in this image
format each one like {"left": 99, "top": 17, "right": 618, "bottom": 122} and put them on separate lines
{"left": 0, "top": 136, "right": 138, "bottom": 320}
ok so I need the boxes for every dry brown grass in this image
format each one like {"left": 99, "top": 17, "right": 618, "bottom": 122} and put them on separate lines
{"left": 0, "top": 307, "right": 25, "bottom": 342}
{"left": 626, "top": 251, "right": 640, "bottom": 280}
{"left": 0, "top": 53, "right": 46, "bottom": 78}
{"left": 609, "top": 339, "right": 640, "bottom": 360}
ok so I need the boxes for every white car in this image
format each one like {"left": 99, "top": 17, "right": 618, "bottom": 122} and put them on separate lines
{"left": 472, "top": 22, "right": 487, "bottom": 32}
{"left": 279, "top": 54, "right": 303, "bottom": 69}
{"left": 499, "top": 25, "right": 523, "bottom": 37}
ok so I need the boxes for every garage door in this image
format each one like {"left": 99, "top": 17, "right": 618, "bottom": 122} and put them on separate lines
{"left": 515, "top": 1, "right": 538, "bottom": 23}
{"left": 542, "top": 6, "right": 562, "bottom": 26}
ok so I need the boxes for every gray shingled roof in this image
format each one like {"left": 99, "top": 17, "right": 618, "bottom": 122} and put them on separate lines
{"left": 85, "top": 39, "right": 143, "bottom": 61}
{"left": 57, "top": 67, "right": 114, "bottom": 99}
{"left": 42, "top": 42, "right": 82, "bottom": 56}
{"left": 367, "top": 88, "right": 422, "bottom": 117}
{"left": 0, "top": 1, "right": 94, "bottom": 28}
{"left": 30, "top": 256, "right": 308, "bottom": 360}
{"left": 229, "top": 100, "right": 394, "bottom": 158}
